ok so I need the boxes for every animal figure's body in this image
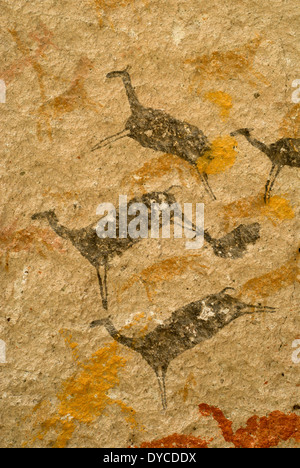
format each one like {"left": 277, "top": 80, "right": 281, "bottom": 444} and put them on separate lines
{"left": 32, "top": 189, "right": 261, "bottom": 310}
{"left": 231, "top": 128, "right": 300, "bottom": 202}
{"left": 91, "top": 288, "right": 276, "bottom": 409}
{"left": 92, "top": 70, "right": 216, "bottom": 199}
{"left": 32, "top": 192, "right": 176, "bottom": 310}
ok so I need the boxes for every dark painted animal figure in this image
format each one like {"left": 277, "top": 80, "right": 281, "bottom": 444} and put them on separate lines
{"left": 92, "top": 69, "right": 216, "bottom": 199}
{"left": 32, "top": 191, "right": 261, "bottom": 310}
{"left": 32, "top": 192, "right": 175, "bottom": 310}
{"left": 231, "top": 128, "right": 300, "bottom": 202}
{"left": 91, "top": 288, "right": 276, "bottom": 409}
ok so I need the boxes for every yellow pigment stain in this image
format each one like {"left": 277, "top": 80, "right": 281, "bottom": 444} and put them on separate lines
{"left": 279, "top": 104, "right": 300, "bottom": 138}
{"left": 26, "top": 340, "right": 136, "bottom": 448}
{"left": 239, "top": 260, "right": 299, "bottom": 303}
{"left": 197, "top": 136, "right": 238, "bottom": 175}
{"left": 120, "top": 255, "right": 208, "bottom": 302}
{"left": 223, "top": 193, "right": 295, "bottom": 228}
{"left": 205, "top": 91, "right": 233, "bottom": 121}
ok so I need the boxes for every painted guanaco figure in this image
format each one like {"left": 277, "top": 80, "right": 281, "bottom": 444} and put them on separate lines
{"left": 91, "top": 288, "right": 276, "bottom": 409}
{"left": 231, "top": 128, "right": 300, "bottom": 202}
{"left": 92, "top": 69, "right": 217, "bottom": 199}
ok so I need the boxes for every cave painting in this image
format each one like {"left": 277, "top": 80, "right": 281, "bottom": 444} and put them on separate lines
{"left": 91, "top": 288, "right": 276, "bottom": 409}
{"left": 231, "top": 128, "right": 300, "bottom": 203}
{"left": 92, "top": 69, "right": 233, "bottom": 200}
{"left": 32, "top": 190, "right": 261, "bottom": 310}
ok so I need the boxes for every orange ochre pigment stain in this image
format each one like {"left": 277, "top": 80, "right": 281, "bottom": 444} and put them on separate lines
{"left": 222, "top": 193, "right": 295, "bottom": 227}
{"left": 0, "top": 223, "right": 65, "bottom": 270}
{"left": 120, "top": 254, "right": 207, "bottom": 301}
{"left": 137, "top": 405, "right": 299, "bottom": 448}
{"left": 137, "top": 433, "right": 211, "bottom": 449}
{"left": 185, "top": 35, "right": 269, "bottom": 94}
{"left": 239, "top": 259, "right": 299, "bottom": 302}
{"left": 198, "top": 404, "right": 300, "bottom": 448}
{"left": 280, "top": 103, "right": 300, "bottom": 139}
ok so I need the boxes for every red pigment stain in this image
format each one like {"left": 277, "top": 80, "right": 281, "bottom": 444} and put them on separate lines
{"left": 137, "top": 434, "right": 210, "bottom": 449}
{"left": 199, "top": 404, "right": 300, "bottom": 448}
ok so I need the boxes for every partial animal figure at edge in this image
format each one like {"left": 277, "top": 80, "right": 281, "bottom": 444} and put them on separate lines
{"left": 231, "top": 128, "right": 300, "bottom": 203}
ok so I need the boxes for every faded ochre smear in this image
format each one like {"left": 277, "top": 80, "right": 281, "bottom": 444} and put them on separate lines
{"left": 122, "top": 153, "right": 202, "bottom": 195}
{"left": 280, "top": 104, "right": 300, "bottom": 138}
{"left": 197, "top": 136, "right": 238, "bottom": 175}
{"left": 185, "top": 35, "right": 269, "bottom": 94}
{"left": 25, "top": 340, "right": 136, "bottom": 448}
{"left": 1, "top": 24, "right": 54, "bottom": 86}
{"left": 42, "top": 188, "right": 81, "bottom": 202}
{"left": 0, "top": 222, "right": 65, "bottom": 270}
{"left": 36, "top": 57, "right": 102, "bottom": 140}
{"left": 204, "top": 91, "right": 233, "bottom": 121}
{"left": 120, "top": 255, "right": 208, "bottom": 302}
{"left": 90, "top": 0, "right": 148, "bottom": 28}
{"left": 199, "top": 404, "right": 300, "bottom": 448}
{"left": 222, "top": 193, "right": 295, "bottom": 228}
{"left": 8, "top": 28, "right": 52, "bottom": 140}
{"left": 239, "top": 260, "right": 299, "bottom": 302}
{"left": 182, "top": 373, "right": 197, "bottom": 403}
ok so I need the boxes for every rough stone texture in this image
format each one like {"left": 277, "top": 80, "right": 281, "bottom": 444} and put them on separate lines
{"left": 0, "top": 0, "right": 299, "bottom": 448}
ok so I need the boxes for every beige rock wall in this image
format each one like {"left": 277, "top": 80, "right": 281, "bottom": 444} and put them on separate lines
{"left": 0, "top": 0, "right": 299, "bottom": 448}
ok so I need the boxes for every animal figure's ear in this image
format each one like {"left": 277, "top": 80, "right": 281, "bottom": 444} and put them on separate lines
{"left": 219, "top": 287, "right": 235, "bottom": 295}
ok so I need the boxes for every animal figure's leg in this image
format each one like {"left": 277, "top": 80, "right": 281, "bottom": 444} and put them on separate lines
{"left": 264, "top": 163, "right": 276, "bottom": 203}
{"left": 91, "top": 129, "right": 130, "bottom": 152}
{"left": 264, "top": 164, "right": 282, "bottom": 203}
{"left": 155, "top": 366, "right": 168, "bottom": 410}
{"left": 199, "top": 172, "right": 216, "bottom": 200}
{"left": 96, "top": 260, "right": 108, "bottom": 310}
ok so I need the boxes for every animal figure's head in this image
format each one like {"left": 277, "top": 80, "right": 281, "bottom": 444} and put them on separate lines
{"left": 230, "top": 128, "right": 254, "bottom": 138}
{"left": 199, "top": 287, "right": 276, "bottom": 327}
{"left": 31, "top": 210, "right": 56, "bottom": 222}
{"left": 106, "top": 67, "right": 131, "bottom": 80}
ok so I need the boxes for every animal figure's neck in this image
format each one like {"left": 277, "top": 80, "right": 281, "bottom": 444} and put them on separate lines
{"left": 120, "top": 73, "right": 141, "bottom": 113}
{"left": 243, "top": 133, "right": 270, "bottom": 157}
{"left": 102, "top": 318, "right": 137, "bottom": 350}
{"left": 46, "top": 214, "right": 71, "bottom": 241}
